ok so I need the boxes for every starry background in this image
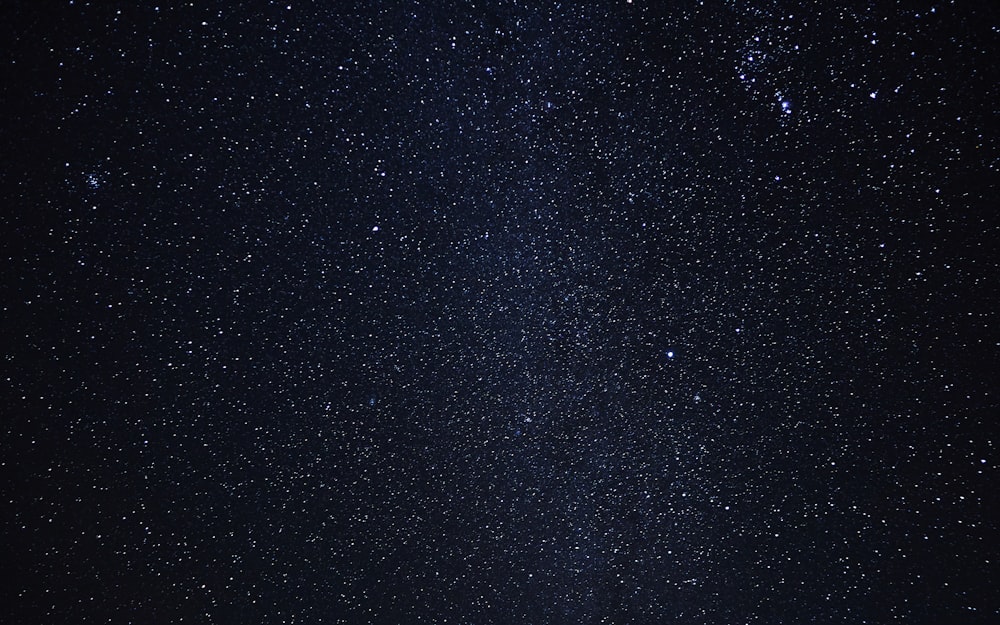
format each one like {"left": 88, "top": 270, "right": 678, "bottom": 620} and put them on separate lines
{"left": 2, "top": 1, "right": 998, "bottom": 623}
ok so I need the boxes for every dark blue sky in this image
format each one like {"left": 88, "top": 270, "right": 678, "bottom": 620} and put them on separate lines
{"left": 2, "top": 1, "right": 998, "bottom": 623}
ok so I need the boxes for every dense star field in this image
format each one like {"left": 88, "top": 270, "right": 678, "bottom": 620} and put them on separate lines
{"left": 2, "top": 1, "right": 998, "bottom": 623}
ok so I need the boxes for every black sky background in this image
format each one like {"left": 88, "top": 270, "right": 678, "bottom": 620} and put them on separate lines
{"left": 2, "top": 1, "right": 998, "bottom": 623}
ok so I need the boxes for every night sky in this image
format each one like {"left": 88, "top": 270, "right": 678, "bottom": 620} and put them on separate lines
{"left": 2, "top": 1, "right": 999, "bottom": 623}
